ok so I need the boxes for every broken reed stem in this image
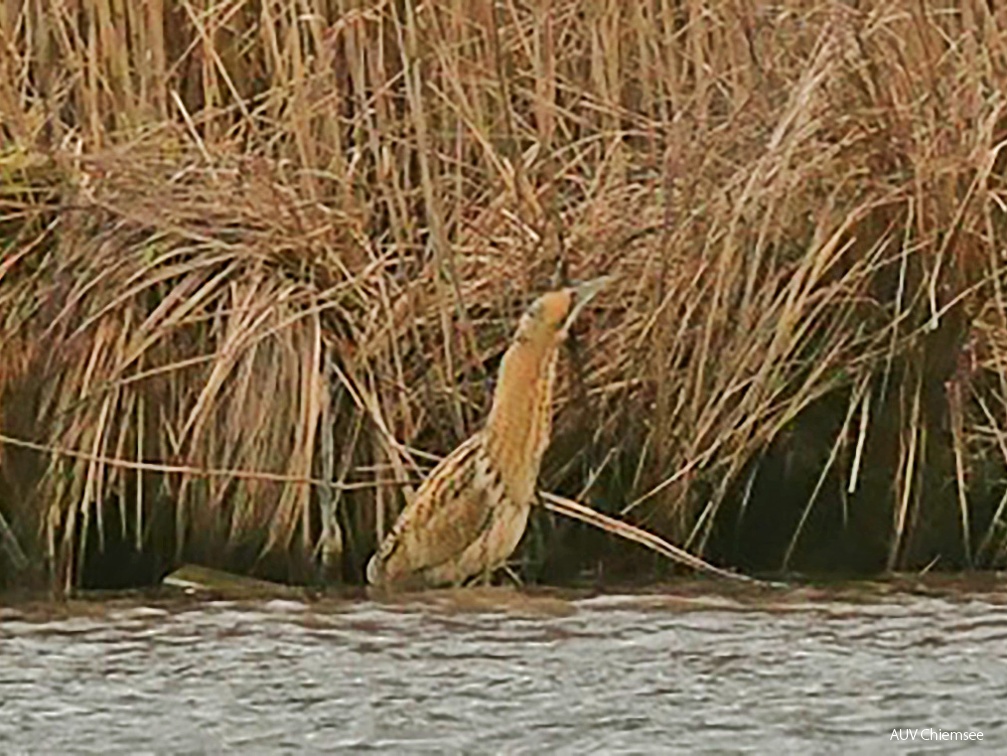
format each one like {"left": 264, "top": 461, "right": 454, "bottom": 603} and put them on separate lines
{"left": 539, "top": 491, "right": 775, "bottom": 586}
{"left": 0, "top": 432, "right": 398, "bottom": 492}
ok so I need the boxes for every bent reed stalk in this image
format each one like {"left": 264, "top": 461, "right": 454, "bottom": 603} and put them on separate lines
{"left": 2, "top": 1, "right": 1007, "bottom": 591}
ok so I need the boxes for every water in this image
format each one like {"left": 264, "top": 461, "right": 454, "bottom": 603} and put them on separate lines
{"left": 1, "top": 579, "right": 1005, "bottom": 753}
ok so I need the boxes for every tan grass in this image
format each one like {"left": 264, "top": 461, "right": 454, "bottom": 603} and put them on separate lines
{"left": 2, "top": 1, "right": 1007, "bottom": 589}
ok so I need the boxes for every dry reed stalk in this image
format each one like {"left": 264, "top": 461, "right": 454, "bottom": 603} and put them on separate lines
{"left": 540, "top": 491, "right": 768, "bottom": 585}
{"left": 2, "top": 1, "right": 1007, "bottom": 590}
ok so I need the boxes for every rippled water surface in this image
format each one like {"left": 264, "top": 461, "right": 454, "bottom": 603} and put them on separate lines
{"left": 2, "top": 579, "right": 1006, "bottom": 753}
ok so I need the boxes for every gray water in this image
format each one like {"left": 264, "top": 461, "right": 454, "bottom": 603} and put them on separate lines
{"left": 1, "top": 580, "right": 1005, "bottom": 754}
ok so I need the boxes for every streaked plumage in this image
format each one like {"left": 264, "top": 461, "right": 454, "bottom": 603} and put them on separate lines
{"left": 366, "top": 278, "right": 608, "bottom": 590}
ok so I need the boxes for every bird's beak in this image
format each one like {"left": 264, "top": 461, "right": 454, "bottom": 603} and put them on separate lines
{"left": 563, "top": 275, "right": 611, "bottom": 331}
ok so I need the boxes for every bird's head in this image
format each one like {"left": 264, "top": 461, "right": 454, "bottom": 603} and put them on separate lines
{"left": 514, "top": 276, "right": 610, "bottom": 349}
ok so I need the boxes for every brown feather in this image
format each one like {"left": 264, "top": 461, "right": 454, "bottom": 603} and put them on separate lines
{"left": 366, "top": 279, "right": 607, "bottom": 590}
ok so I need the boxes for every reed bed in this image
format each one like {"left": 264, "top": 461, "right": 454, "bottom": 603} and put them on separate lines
{"left": 2, "top": 0, "right": 1007, "bottom": 590}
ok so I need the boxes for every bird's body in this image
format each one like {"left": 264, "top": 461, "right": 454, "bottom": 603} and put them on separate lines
{"left": 366, "top": 279, "right": 607, "bottom": 591}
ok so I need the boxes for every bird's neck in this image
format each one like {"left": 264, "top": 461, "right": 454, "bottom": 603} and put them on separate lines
{"left": 484, "top": 338, "right": 560, "bottom": 505}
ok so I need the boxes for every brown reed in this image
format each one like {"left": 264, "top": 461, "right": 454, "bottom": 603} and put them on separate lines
{"left": 2, "top": 1, "right": 1006, "bottom": 590}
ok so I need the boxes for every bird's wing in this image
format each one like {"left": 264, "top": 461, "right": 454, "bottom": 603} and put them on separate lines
{"left": 374, "top": 434, "right": 499, "bottom": 580}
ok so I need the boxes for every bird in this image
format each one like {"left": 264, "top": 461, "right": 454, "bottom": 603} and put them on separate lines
{"left": 366, "top": 277, "right": 609, "bottom": 591}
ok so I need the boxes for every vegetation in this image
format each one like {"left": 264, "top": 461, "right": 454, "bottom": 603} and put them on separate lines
{"left": 2, "top": 0, "right": 1007, "bottom": 592}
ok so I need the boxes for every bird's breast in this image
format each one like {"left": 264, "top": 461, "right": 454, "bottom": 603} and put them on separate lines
{"left": 484, "top": 345, "right": 559, "bottom": 506}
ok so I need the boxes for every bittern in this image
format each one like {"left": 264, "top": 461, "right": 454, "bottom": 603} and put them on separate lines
{"left": 366, "top": 278, "right": 609, "bottom": 591}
